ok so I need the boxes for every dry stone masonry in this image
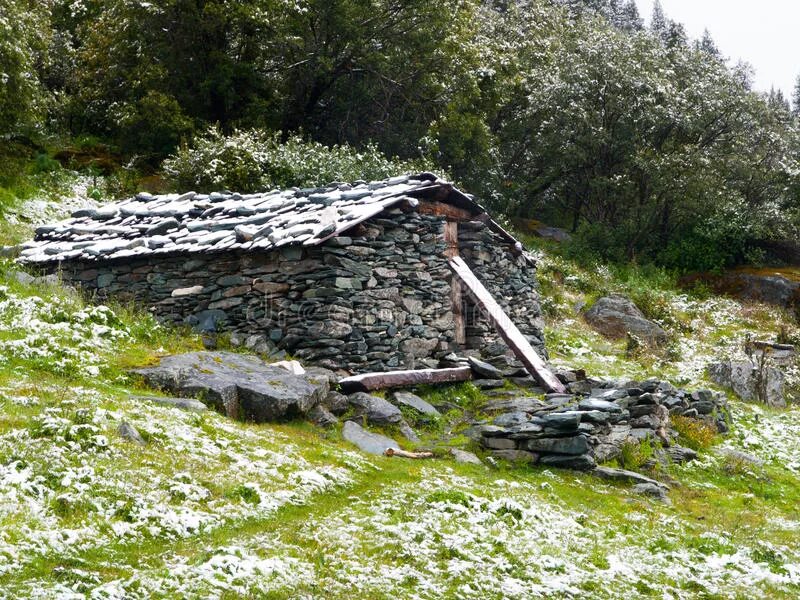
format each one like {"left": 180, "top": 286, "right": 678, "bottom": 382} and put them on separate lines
{"left": 472, "top": 372, "right": 729, "bottom": 470}
{"left": 17, "top": 174, "right": 546, "bottom": 373}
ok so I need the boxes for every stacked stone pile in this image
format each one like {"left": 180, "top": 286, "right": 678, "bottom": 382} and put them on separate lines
{"left": 469, "top": 369, "right": 729, "bottom": 471}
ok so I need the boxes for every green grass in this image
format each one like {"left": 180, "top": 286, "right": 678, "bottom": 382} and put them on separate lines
{"left": 0, "top": 196, "right": 799, "bottom": 596}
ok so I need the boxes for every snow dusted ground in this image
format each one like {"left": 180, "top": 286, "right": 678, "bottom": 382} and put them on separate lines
{"left": 0, "top": 231, "right": 798, "bottom": 598}
{"left": 0, "top": 352, "right": 797, "bottom": 599}
{"left": 0, "top": 379, "right": 372, "bottom": 598}
{"left": 539, "top": 252, "right": 800, "bottom": 394}
{"left": 0, "top": 286, "right": 128, "bottom": 377}
{"left": 4, "top": 174, "right": 98, "bottom": 228}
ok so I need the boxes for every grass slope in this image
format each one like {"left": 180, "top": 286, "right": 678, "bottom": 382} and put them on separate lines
{"left": 0, "top": 190, "right": 799, "bottom": 598}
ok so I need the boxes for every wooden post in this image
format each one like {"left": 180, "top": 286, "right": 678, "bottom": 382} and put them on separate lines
{"left": 444, "top": 220, "right": 466, "bottom": 345}
{"left": 448, "top": 256, "right": 566, "bottom": 393}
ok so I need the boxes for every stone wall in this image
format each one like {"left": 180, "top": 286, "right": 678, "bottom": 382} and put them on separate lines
{"left": 52, "top": 207, "right": 545, "bottom": 373}
{"left": 458, "top": 221, "right": 547, "bottom": 359}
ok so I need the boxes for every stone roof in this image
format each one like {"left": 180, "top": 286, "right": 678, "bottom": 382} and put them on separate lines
{"left": 19, "top": 173, "right": 487, "bottom": 265}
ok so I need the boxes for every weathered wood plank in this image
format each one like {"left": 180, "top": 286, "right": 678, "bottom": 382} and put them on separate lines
{"left": 418, "top": 200, "right": 474, "bottom": 221}
{"left": 444, "top": 220, "right": 466, "bottom": 345}
{"left": 448, "top": 256, "right": 566, "bottom": 393}
{"left": 339, "top": 366, "right": 473, "bottom": 394}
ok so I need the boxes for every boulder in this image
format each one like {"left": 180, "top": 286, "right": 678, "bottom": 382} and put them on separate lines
{"left": 118, "top": 421, "right": 146, "bottom": 446}
{"left": 578, "top": 398, "right": 622, "bottom": 413}
{"left": 584, "top": 295, "right": 668, "bottom": 344}
{"left": 450, "top": 448, "right": 483, "bottom": 465}
{"left": 666, "top": 445, "right": 697, "bottom": 464}
{"left": 725, "top": 272, "right": 800, "bottom": 308}
{"left": 525, "top": 435, "right": 589, "bottom": 455}
{"left": 322, "top": 391, "right": 349, "bottom": 415}
{"left": 398, "top": 421, "right": 420, "bottom": 443}
{"left": 308, "top": 404, "right": 338, "bottom": 428}
{"left": 593, "top": 466, "right": 669, "bottom": 489}
{"left": 342, "top": 421, "right": 400, "bottom": 455}
{"left": 131, "top": 351, "right": 328, "bottom": 422}
{"left": 708, "top": 359, "right": 786, "bottom": 407}
{"left": 468, "top": 356, "right": 504, "bottom": 379}
{"left": 632, "top": 482, "right": 670, "bottom": 503}
{"left": 539, "top": 454, "right": 596, "bottom": 471}
{"left": 493, "top": 412, "right": 530, "bottom": 428}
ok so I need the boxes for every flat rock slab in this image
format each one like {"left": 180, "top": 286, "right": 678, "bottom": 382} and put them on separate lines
{"left": 593, "top": 466, "right": 669, "bottom": 490}
{"left": 131, "top": 351, "right": 328, "bottom": 422}
{"left": 468, "top": 356, "right": 504, "bottom": 379}
{"left": 342, "top": 420, "right": 400, "bottom": 455}
{"left": 347, "top": 392, "right": 403, "bottom": 424}
{"left": 390, "top": 391, "right": 440, "bottom": 417}
{"left": 132, "top": 395, "right": 208, "bottom": 413}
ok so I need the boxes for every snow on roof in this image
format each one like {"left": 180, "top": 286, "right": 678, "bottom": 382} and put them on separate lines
{"left": 18, "top": 173, "right": 475, "bottom": 264}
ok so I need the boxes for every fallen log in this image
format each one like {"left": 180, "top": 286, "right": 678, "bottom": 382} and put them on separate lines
{"left": 384, "top": 448, "right": 435, "bottom": 459}
{"left": 449, "top": 256, "right": 567, "bottom": 394}
{"left": 339, "top": 366, "right": 473, "bottom": 394}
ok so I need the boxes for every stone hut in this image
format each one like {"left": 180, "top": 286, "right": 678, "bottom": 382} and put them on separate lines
{"left": 18, "top": 173, "right": 546, "bottom": 373}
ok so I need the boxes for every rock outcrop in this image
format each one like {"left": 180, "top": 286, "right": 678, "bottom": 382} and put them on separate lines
{"left": 708, "top": 359, "right": 787, "bottom": 407}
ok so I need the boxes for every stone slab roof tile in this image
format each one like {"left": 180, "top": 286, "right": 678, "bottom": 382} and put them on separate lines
{"left": 18, "top": 173, "right": 451, "bottom": 264}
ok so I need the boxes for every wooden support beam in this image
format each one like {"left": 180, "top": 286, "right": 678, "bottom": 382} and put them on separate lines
{"left": 339, "top": 366, "right": 473, "bottom": 394}
{"left": 418, "top": 200, "right": 475, "bottom": 221}
{"left": 444, "top": 220, "right": 466, "bottom": 345}
{"left": 448, "top": 256, "right": 566, "bottom": 394}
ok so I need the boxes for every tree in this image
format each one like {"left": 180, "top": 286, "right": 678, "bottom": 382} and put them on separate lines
{"left": 650, "top": 0, "right": 668, "bottom": 41}
{"left": 70, "top": 0, "right": 481, "bottom": 161}
{"left": 0, "top": 0, "right": 50, "bottom": 136}
{"left": 697, "top": 28, "right": 721, "bottom": 58}
{"left": 617, "top": 0, "right": 643, "bottom": 31}
{"left": 792, "top": 74, "right": 800, "bottom": 117}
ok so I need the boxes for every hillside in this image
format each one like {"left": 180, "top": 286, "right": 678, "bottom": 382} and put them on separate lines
{"left": 0, "top": 181, "right": 799, "bottom": 599}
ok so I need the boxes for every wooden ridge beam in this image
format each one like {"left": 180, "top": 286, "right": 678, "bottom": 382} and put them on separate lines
{"left": 448, "top": 256, "right": 566, "bottom": 394}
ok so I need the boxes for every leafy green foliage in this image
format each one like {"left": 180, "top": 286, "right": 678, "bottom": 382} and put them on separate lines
{"left": 617, "top": 438, "right": 655, "bottom": 470}
{"left": 163, "top": 127, "right": 437, "bottom": 192}
{"left": 670, "top": 415, "right": 718, "bottom": 450}
{"left": 0, "top": 0, "right": 50, "bottom": 135}
{"left": 4, "top": 0, "right": 800, "bottom": 272}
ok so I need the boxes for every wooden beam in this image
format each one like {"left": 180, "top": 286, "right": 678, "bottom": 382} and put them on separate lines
{"left": 448, "top": 256, "right": 566, "bottom": 393}
{"left": 444, "top": 220, "right": 466, "bottom": 345}
{"left": 339, "top": 367, "right": 473, "bottom": 394}
{"left": 418, "top": 200, "right": 474, "bottom": 221}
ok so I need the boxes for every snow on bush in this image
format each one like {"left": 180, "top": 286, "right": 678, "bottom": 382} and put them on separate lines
{"left": 162, "top": 127, "right": 438, "bottom": 193}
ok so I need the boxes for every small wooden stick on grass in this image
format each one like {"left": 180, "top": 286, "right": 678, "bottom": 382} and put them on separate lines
{"left": 384, "top": 448, "right": 434, "bottom": 459}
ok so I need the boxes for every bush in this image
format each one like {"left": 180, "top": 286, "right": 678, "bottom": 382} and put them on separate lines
{"left": 670, "top": 415, "right": 718, "bottom": 450}
{"left": 115, "top": 91, "right": 194, "bottom": 161}
{"left": 617, "top": 438, "right": 655, "bottom": 470}
{"left": 32, "top": 153, "right": 61, "bottom": 174}
{"left": 162, "top": 127, "right": 440, "bottom": 193}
